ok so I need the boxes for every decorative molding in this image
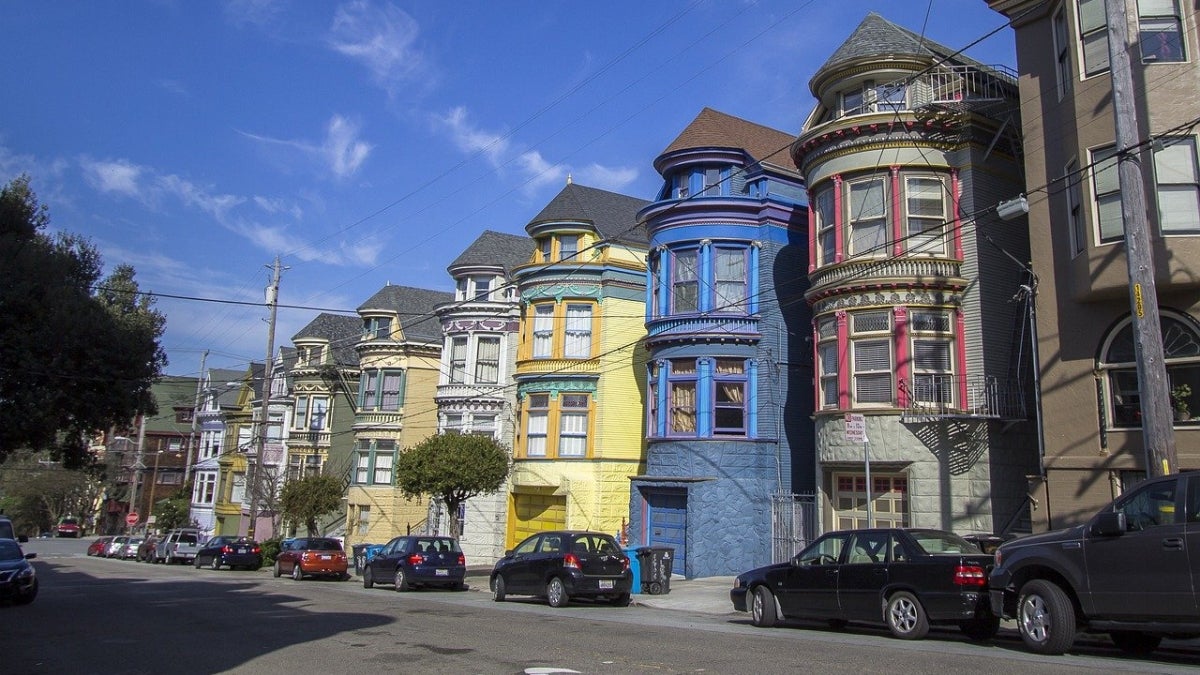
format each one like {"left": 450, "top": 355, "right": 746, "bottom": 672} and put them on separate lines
{"left": 814, "top": 290, "right": 961, "bottom": 314}
{"left": 445, "top": 319, "right": 519, "bottom": 333}
{"left": 516, "top": 380, "right": 599, "bottom": 398}
{"left": 520, "top": 284, "right": 602, "bottom": 302}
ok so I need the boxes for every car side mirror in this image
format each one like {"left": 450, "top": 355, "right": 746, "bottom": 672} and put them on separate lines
{"left": 1091, "top": 511, "right": 1126, "bottom": 537}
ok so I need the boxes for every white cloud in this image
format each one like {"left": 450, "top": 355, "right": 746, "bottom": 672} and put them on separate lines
{"left": 328, "top": 1, "right": 424, "bottom": 92}
{"left": 253, "top": 195, "right": 304, "bottom": 221}
{"left": 516, "top": 151, "right": 566, "bottom": 193}
{"left": 574, "top": 163, "right": 639, "bottom": 192}
{"left": 436, "top": 106, "right": 509, "bottom": 167}
{"left": 223, "top": 0, "right": 286, "bottom": 28}
{"left": 242, "top": 114, "right": 372, "bottom": 180}
{"left": 80, "top": 158, "right": 145, "bottom": 200}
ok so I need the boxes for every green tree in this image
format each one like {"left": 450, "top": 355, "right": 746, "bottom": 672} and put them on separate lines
{"left": 279, "top": 474, "right": 344, "bottom": 536}
{"left": 151, "top": 490, "right": 195, "bottom": 532}
{"left": 394, "top": 433, "right": 510, "bottom": 538}
{"left": 0, "top": 452, "right": 100, "bottom": 534}
{"left": 0, "top": 176, "right": 166, "bottom": 465}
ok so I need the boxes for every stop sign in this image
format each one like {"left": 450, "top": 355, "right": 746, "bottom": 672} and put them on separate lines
{"left": 125, "top": 512, "right": 139, "bottom": 526}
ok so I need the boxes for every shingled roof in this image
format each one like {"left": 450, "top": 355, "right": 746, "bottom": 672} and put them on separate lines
{"left": 448, "top": 229, "right": 533, "bottom": 274}
{"left": 526, "top": 182, "right": 651, "bottom": 246}
{"left": 357, "top": 284, "right": 454, "bottom": 344}
{"left": 657, "top": 107, "right": 797, "bottom": 172}
{"left": 814, "top": 12, "right": 988, "bottom": 87}
{"left": 291, "top": 313, "right": 362, "bottom": 367}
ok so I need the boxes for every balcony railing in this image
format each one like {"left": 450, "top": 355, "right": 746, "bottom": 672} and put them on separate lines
{"left": 809, "top": 257, "right": 963, "bottom": 293}
{"left": 515, "top": 357, "right": 601, "bottom": 376}
{"left": 899, "top": 375, "right": 1026, "bottom": 422}
{"left": 288, "top": 431, "right": 331, "bottom": 447}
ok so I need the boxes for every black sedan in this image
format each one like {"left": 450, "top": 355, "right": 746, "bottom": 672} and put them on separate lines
{"left": 490, "top": 530, "right": 633, "bottom": 608}
{"left": 193, "top": 536, "right": 262, "bottom": 571}
{"left": 731, "top": 528, "right": 998, "bottom": 641}
{"left": 363, "top": 535, "right": 466, "bottom": 591}
{"left": 0, "top": 539, "right": 37, "bottom": 605}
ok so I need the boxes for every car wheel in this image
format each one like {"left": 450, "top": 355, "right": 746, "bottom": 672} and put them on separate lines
{"left": 609, "top": 593, "right": 631, "bottom": 607}
{"left": 273, "top": 561, "right": 281, "bottom": 578}
{"left": 292, "top": 563, "right": 303, "bottom": 581}
{"left": 1017, "top": 579, "right": 1077, "bottom": 655}
{"left": 960, "top": 609, "right": 1002, "bottom": 641}
{"left": 885, "top": 591, "right": 929, "bottom": 640}
{"left": 546, "top": 577, "right": 569, "bottom": 608}
{"left": 491, "top": 575, "right": 506, "bottom": 602}
{"left": 193, "top": 556, "right": 203, "bottom": 569}
{"left": 1110, "top": 631, "right": 1162, "bottom": 656}
{"left": 394, "top": 568, "right": 409, "bottom": 592}
{"left": 211, "top": 556, "right": 222, "bottom": 571}
{"left": 750, "top": 586, "right": 778, "bottom": 628}
{"left": 363, "top": 567, "right": 374, "bottom": 589}
{"left": 14, "top": 581, "right": 37, "bottom": 605}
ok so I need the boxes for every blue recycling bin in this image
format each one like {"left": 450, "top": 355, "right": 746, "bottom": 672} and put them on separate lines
{"left": 352, "top": 543, "right": 386, "bottom": 575}
{"left": 623, "top": 548, "right": 642, "bottom": 595}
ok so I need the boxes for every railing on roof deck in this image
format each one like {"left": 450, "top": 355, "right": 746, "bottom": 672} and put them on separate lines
{"left": 899, "top": 375, "right": 1026, "bottom": 423}
{"left": 918, "top": 63, "right": 1018, "bottom": 106}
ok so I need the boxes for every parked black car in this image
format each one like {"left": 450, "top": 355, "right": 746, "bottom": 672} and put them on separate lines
{"left": 490, "top": 530, "right": 633, "bottom": 608}
{"left": 0, "top": 539, "right": 37, "bottom": 605}
{"left": 990, "top": 470, "right": 1200, "bottom": 656}
{"left": 731, "top": 528, "right": 998, "bottom": 641}
{"left": 193, "top": 536, "right": 262, "bottom": 571}
{"left": 363, "top": 535, "right": 466, "bottom": 591}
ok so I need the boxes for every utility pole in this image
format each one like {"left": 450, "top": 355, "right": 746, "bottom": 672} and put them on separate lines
{"left": 185, "top": 350, "right": 208, "bottom": 487}
{"left": 248, "top": 257, "right": 283, "bottom": 540}
{"left": 1105, "top": 0, "right": 1177, "bottom": 476}
{"left": 128, "top": 414, "right": 147, "bottom": 534}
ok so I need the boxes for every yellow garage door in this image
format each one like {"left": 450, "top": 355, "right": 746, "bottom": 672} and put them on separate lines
{"left": 511, "top": 492, "right": 566, "bottom": 548}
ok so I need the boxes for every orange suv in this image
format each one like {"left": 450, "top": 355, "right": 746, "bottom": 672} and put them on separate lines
{"left": 273, "top": 537, "right": 348, "bottom": 581}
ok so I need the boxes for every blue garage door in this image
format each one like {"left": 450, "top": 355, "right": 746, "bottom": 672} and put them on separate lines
{"left": 646, "top": 490, "right": 687, "bottom": 576}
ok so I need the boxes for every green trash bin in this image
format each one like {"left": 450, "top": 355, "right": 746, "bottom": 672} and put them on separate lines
{"left": 636, "top": 546, "right": 674, "bottom": 595}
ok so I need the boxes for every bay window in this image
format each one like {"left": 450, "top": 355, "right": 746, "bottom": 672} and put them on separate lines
{"left": 1138, "top": 0, "right": 1185, "bottom": 63}
{"left": 532, "top": 304, "right": 554, "bottom": 358}
{"left": 1090, "top": 145, "right": 1123, "bottom": 242}
{"left": 910, "top": 311, "right": 953, "bottom": 406}
{"left": 851, "top": 311, "right": 893, "bottom": 405}
{"left": 669, "top": 360, "right": 698, "bottom": 435}
{"left": 817, "top": 316, "right": 839, "bottom": 408}
{"left": 358, "top": 369, "right": 404, "bottom": 411}
{"left": 564, "top": 304, "right": 593, "bottom": 357}
{"left": 558, "top": 394, "right": 589, "bottom": 456}
{"left": 713, "top": 248, "right": 747, "bottom": 311}
{"left": 815, "top": 187, "right": 836, "bottom": 265}
{"left": 713, "top": 358, "right": 747, "bottom": 435}
{"left": 353, "top": 440, "right": 395, "bottom": 485}
{"left": 525, "top": 301, "right": 597, "bottom": 360}
{"left": 363, "top": 317, "right": 391, "bottom": 340}
{"left": 525, "top": 394, "right": 549, "bottom": 457}
{"left": 1053, "top": 6, "right": 1071, "bottom": 99}
{"left": 904, "top": 177, "right": 946, "bottom": 255}
{"left": 672, "top": 249, "right": 699, "bottom": 313}
{"left": 1066, "top": 161, "right": 1085, "bottom": 256}
{"left": 520, "top": 392, "right": 594, "bottom": 458}
{"left": 848, "top": 178, "right": 887, "bottom": 257}
{"left": 449, "top": 337, "right": 468, "bottom": 383}
{"left": 293, "top": 395, "right": 330, "bottom": 430}
{"left": 1078, "top": 0, "right": 1109, "bottom": 76}
{"left": 475, "top": 336, "right": 501, "bottom": 383}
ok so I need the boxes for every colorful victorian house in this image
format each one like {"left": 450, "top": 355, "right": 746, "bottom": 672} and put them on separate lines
{"left": 509, "top": 181, "right": 650, "bottom": 547}
{"left": 344, "top": 284, "right": 452, "bottom": 549}
{"left": 793, "top": 13, "right": 1036, "bottom": 535}
{"left": 435, "top": 230, "right": 532, "bottom": 564}
{"left": 284, "top": 313, "right": 361, "bottom": 535}
{"left": 190, "top": 367, "right": 244, "bottom": 536}
{"left": 989, "top": 0, "right": 1200, "bottom": 528}
{"left": 212, "top": 363, "right": 262, "bottom": 536}
{"left": 634, "top": 108, "right": 812, "bottom": 577}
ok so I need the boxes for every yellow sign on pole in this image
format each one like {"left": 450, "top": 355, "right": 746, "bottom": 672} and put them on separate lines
{"left": 1134, "top": 283, "right": 1144, "bottom": 317}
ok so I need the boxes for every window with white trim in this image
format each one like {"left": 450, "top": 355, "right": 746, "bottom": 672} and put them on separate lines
{"left": 910, "top": 310, "right": 953, "bottom": 406}
{"left": 194, "top": 473, "right": 216, "bottom": 505}
{"left": 525, "top": 394, "right": 549, "bottom": 457}
{"left": 817, "top": 316, "right": 839, "bottom": 409}
{"left": 1138, "top": 0, "right": 1185, "bottom": 63}
{"left": 1101, "top": 312, "right": 1200, "bottom": 428}
{"left": 358, "top": 369, "right": 403, "bottom": 411}
{"left": 904, "top": 177, "right": 946, "bottom": 255}
{"left": 475, "top": 336, "right": 501, "bottom": 383}
{"left": 293, "top": 395, "right": 330, "bottom": 430}
{"left": 1090, "top": 145, "right": 1123, "bottom": 242}
{"left": 848, "top": 178, "right": 888, "bottom": 257}
{"left": 362, "top": 316, "right": 391, "bottom": 340}
{"left": 449, "top": 337, "right": 468, "bottom": 383}
{"left": 532, "top": 304, "right": 554, "bottom": 358}
{"left": 1154, "top": 137, "right": 1200, "bottom": 234}
{"left": 851, "top": 310, "right": 893, "bottom": 405}
{"left": 564, "top": 304, "right": 592, "bottom": 358}
{"left": 1078, "top": 0, "right": 1109, "bottom": 76}
{"left": 558, "top": 394, "right": 589, "bottom": 457}
{"left": 835, "top": 473, "right": 909, "bottom": 529}
{"left": 815, "top": 186, "right": 836, "bottom": 265}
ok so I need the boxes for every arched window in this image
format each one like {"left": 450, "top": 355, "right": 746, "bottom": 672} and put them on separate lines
{"left": 1100, "top": 312, "right": 1200, "bottom": 428}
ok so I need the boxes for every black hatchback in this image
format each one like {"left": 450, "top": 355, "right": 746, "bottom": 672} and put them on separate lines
{"left": 490, "top": 530, "right": 632, "bottom": 607}
{"left": 363, "top": 536, "right": 466, "bottom": 591}
{"left": 194, "top": 536, "right": 262, "bottom": 571}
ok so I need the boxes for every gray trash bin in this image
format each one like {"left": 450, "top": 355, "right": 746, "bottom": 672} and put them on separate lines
{"left": 635, "top": 546, "right": 674, "bottom": 595}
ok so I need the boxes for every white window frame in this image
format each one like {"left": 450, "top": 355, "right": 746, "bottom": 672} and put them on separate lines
{"left": 848, "top": 178, "right": 888, "bottom": 257}
{"left": 558, "top": 394, "right": 589, "bottom": 457}
{"left": 1153, "top": 137, "right": 1200, "bottom": 235}
{"left": 1077, "top": 0, "right": 1110, "bottom": 77}
{"left": 449, "top": 336, "right": 468, "bottom": 384}
{"left": 903, "top": 176, "right": 946, "bottom": 255}
{"left": 1090, "top": 144, "right": 1124, "bottom": 243}
{"left": 525, "top": 394, "right": 549, "bottom": 457}
{"left": 817, "top": 316, "right": 839, "bottom": 409}
{"left": 475, "top": 335, "right": 502, "bottom": 384}
{"left": 564, "top": 304, "right": 593, "bottom": 358}
{"left": 851, "top": 310, "right": 893, "bottom": 406}
{"left": 532, "top": 304, "right": 554, "bottom": 359}
{"left": 815, "top": 186, "right": 837, "bottom": 266}
{"left": 1138, "top": 0, "right": 1186, "bottom": 64}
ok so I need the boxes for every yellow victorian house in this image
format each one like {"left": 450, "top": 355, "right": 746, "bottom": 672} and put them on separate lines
{"left": 343, "top": 284, "right": 453, "bottom": 549}
{"left": 508, "top": 181, "right": 651, "bottom": 546}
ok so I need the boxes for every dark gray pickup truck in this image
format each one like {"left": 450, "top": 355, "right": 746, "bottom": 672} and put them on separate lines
{"left": 989, "top": 471, "right": 1200, "bottom": 656}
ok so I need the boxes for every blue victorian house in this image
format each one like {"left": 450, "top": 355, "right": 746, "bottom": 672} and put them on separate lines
{"left": 631, "top": 108, "right": 814, "bottom": 577}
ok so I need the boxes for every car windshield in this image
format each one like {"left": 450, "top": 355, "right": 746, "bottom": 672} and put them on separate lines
{"left": 0, "top": 540, "right": 23, "bottom": 561}
{"left": 60, "top": 518, "right": 78, "bottom": 525}
{"left": 910, "top": 531, "right": 982, "bottom": 555}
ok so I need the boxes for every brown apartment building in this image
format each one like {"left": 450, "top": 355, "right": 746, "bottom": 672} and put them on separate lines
{"left": 989, "top": 0, "right": 1200, "bottom": 529}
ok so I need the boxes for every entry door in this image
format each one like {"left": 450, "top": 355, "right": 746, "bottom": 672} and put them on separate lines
{"left": 646, "top": 490, "right": 687, "bottom": 576}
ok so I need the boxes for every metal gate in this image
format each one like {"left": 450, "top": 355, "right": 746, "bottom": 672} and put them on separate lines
{"left": 771, "top": 493, "right": 817, "bottom": 563}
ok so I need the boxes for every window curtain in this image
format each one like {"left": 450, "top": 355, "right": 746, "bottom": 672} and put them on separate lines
{"left": 381, "top": 372, "right": 402, "bottom": 410}
{"left": 849, "top": 179, "right": 887, "bottom": 255}
{"left": 449, "top": 337, "right": 468, "bottom": 383}
{"left": 355, "top": 451, "right": 370, "bottom": 484}
{"left": 373, "top": 449, "right": 394, "bottom": 485}
{"left": 559, "top": 412, "right": 588, "bottom": 456}
{"left": 526, "top": 411, "right": 548, "bottom": 456}
{"left": 533, "top": 305, "right": 554, "bottom": 357}
{"left": 670, "top": 383, "right": 697, "bottom": 433}
{"left": 475, "top": 337, "right": 501, "bottom": 383}
{"left": 564, "top": 305, "right": 592, "bottom": 357}
{"left": 714, "top": 249, "right": 746, "bottom": 310}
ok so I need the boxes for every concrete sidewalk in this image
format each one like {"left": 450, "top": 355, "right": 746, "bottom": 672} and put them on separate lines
{"left": 465, "top": 569, "right": 738, "bottom": 615}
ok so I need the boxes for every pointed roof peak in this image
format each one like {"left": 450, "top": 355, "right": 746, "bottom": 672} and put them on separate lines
{"left": 527, "top": 182, "right": 650, "bottom": 246}
{"left": 657, "top": 107, "right": 796, "bottom": 171}
{"left": 812, "top": 12, "right": 980, "bottom": 89}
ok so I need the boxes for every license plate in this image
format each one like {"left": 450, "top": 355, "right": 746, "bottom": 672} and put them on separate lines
{"left": 320, "top": 555, "right": 331, "bottom": 560}
{"left": 598, "top": 580, "right": 614, "bottom": 590}
{"left": 237, "top": 548, "right": 246, "bottom": 553}
{"left": 435, "top": 569, "right": 448, "bottom": 576}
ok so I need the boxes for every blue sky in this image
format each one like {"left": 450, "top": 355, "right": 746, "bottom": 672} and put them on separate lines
{"left": 1, "top": 1, "right": 1016, "bottom": 376}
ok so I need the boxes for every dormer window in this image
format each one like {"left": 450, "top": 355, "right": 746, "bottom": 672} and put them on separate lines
{"left": 667, "top": 166, "right": 729, "bottom": 201}
{"left": 300, "top": 345, "right": 324, "bottom": 366}
{"left": 840, "top": 81, "right": 908, "bottom": 118}
{"left": 559, "top": 235, "right": 579, "bottom": 261}
{"left": 363, "top": 317, "right": 392, "bottom": 340}
{"left": 537, "top": 234, "right": 585, "bottom": 263}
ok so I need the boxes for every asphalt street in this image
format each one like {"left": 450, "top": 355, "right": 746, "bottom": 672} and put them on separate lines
{"left": 5, "top": 537, "right": 1198, "bottom": 674}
